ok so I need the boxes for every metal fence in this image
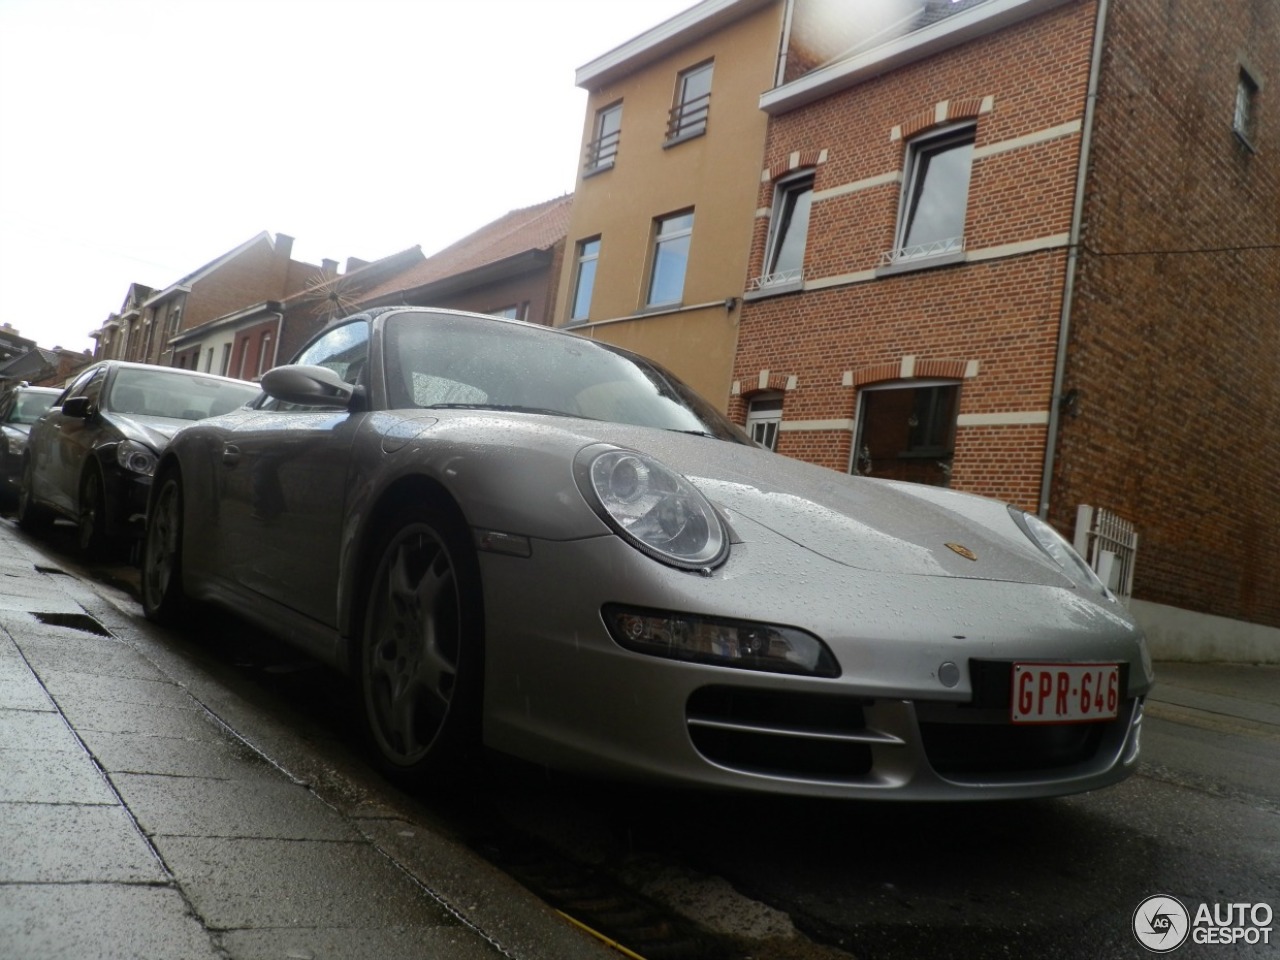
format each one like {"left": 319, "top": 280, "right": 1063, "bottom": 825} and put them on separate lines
{"left": 1074, "top": 505, "right": 1139, "bottom": 603}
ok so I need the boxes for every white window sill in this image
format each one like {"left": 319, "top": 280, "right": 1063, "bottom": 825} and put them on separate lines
{"left": 875, "top": 249, "right": 966, "bottom": 278}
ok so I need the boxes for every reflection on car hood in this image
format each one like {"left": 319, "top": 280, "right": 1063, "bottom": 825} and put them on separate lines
{"left": 573, "top": 421, "right": 1070, "bottom": 586}
{"left": 104, "top": 413, "right": 186, "bottom": 450}
{"left": 419, "top": 413, "right": 1074, "bottom": 588}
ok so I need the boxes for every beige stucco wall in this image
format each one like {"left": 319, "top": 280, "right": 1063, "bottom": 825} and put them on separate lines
{"left": 556, "top": 1, "right": 782, "bottom": 410}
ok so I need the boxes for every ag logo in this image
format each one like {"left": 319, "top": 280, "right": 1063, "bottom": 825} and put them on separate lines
{"left": 1133, "top": 895, "right": 1190, "bottom": 953}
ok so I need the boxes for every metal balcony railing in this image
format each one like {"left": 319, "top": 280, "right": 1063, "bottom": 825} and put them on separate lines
{"left": 748, "top": 267, "right": 804, "bottom": 292}
{"left": 666, "top": 93, "right": 710, "bottom": 142}
{"left": 583, "top": 129, "right": 620, "bottom": 172}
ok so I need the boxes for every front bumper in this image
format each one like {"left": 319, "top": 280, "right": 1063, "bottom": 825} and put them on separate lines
{"left": 102, "top": 467, "right": 154, "bottom": 539}
{"left": 477, "top": 524, "right": 1150, "bottom": 801}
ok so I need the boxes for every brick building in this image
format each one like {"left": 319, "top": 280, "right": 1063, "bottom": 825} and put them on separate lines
{"left": 169, "top": 246, "right": 428, "bottom": 380}
{"left": 356, "top": 196, "right": 573, "bottom": 325}
{"left": 92, "top": 232, "right": 323, "bottom": 370}
{"left": 725, "top": 0, "right": 1278, "bottom": 653}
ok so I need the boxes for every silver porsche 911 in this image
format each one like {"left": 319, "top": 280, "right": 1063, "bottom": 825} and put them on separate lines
{"left": 142, "top": 306, "right": 1151, "bottom": 799}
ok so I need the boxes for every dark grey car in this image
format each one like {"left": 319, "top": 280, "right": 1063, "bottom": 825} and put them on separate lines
{"left": 0, "top": 383, "right": 60, "bottom": 501}
{"left": 18, "top": 360, "right": 259, "bottom": 555}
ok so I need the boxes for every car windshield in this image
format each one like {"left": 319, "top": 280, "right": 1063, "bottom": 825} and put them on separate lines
{"left": 107, "top": 368, "right": 260, "bottom": 421}
{"left": 8, "top": 392, "right": 57, "bottom": 424}
{"left": 383, "top": 313, "right": 751, "bottom": 443}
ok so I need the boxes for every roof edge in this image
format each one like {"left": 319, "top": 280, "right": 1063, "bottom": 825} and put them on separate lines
{"left": 577, "top": 0, "right": 775, "bottom": 90}
{"left": 761, "top": 0, "right": 1077, "bottom": 114}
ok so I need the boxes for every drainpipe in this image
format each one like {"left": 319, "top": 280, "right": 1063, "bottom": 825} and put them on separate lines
{"left": 1039, "top": 0, "right": 1110, "bottom": 519}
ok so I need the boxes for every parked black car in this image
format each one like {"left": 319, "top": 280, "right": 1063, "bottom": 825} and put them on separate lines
{"left": 0, "top": 383, "right": 61, "bottom": 502}
{"left": 18, "top": 360, "right": 260, "bottom": 555}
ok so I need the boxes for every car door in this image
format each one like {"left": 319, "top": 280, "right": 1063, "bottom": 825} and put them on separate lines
{"left": 38, "top": 366, "right": 107, "bottom": 515}
{"left": 217, "top": 321, "right": 370, "bottom": 628}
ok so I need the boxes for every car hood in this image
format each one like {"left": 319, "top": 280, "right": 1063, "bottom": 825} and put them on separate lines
{"left": 648, "top": 432, "right": 1070, "bottom": 586}
{"left": 404, "top": 413, "right": 1076, "bottom": 588}
{"left": 103, "top": 412, "right": 186, "bottom": 450}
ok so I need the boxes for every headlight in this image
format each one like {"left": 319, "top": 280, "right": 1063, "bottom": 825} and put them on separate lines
{"left": 3, "top": 434, "right": 23, "bottom": 456}
{"left": 575, "top": 447, "right": 728, "bottom": 570}
{"left": 1009, "top": 508, "right": 1109, "bottom": 596}
{"left": 604, "top": 605, "right": 840, "bottom": 677}
{"left": 116, "top": 439, "right": 159, "bottom": 477}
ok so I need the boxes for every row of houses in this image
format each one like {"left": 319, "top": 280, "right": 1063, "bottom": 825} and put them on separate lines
{"left": 0, "top": 324, "right": 94, "bottom": 388}
{"left": 55, "top": 0, "right": 1280, "bottom": 658}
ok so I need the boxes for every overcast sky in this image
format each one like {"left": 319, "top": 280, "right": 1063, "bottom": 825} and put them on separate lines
{"left": 0, "top": 0, "right": 697, "bottom": 356}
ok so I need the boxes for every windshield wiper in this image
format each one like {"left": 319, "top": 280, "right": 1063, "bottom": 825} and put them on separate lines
{"left": 423, "top": 403, "right": 588, "bottom": 419}
{"left": 670, "top": 428, "right": 721, "bottom": 439}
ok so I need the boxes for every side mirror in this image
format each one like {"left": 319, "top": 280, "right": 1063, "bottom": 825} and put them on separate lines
{"left": 260, "top": 364, "right": 355, "bottom": 409}
{"left": 61, "top": 396, "right": 95, "bottom": 419}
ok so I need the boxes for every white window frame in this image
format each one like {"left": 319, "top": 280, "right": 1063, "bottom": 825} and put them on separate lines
{"left": 667, "top": 61, "right": 713, "bottom": 143}
{"left": 882, "top": 123, "right": 976, "bottom": 271}
{"left": 1234, "top": 67, "right": 1259, "bottom": 149}
{"left": 646, "top": 211, "right": 695, "bottom": 308}
{"left": 258, "top": 332, "right": 275, "bottom": 377}
{"left": 569, "top": 237, "right": 601, "bottom": 323}
{"left": 850, "top": 378, "right": 961, "bottom": 484}
{"left": 586, "top": 102, "right": 622, "bottom": 172}
{"left": 756, "top": 172, "right": 814, "bottom": 292}
{"left": 746, "top": 391, "right": 784, "bottom": 451}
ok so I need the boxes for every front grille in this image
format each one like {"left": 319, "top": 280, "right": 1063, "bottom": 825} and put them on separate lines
{"left": 918, "top": 713, "right": 1113, "bottom": 774}
{"left": 686, "top": 686, "right": 877, "bottom": 781}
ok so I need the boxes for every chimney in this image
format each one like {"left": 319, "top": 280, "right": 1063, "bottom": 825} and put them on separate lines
{"left": 275, "top": 234, "right": 295, "bottom": 259}
{"left": 321, "top": 258, "right": 339, "bottom": 277}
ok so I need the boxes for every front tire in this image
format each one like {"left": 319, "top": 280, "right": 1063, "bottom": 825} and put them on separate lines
{"left": 360, "top": 503, "right": 483, "bottom": 784}
{"left": 141, "top": 471, "right": 188, "bottom": 623}
{"left": 77, "top": 468, "right": 109, "bottom": 558}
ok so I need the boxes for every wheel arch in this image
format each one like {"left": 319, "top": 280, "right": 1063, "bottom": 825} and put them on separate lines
{"left": 339, "top": 473, "right": 476, "bottom": 675}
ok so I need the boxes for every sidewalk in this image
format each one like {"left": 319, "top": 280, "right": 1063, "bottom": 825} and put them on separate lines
{"left": 2, "top": 516, "right": 1276, "bottom": 960}
{"left": 0, "top": 520, "right": 613, "bottom": 960}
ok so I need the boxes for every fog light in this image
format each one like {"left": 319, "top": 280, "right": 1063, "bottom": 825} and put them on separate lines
{"left": 603, "top": 605, "right": 839, "bottom": 678}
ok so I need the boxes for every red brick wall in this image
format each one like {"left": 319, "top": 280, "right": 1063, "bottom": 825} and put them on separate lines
{"left": 1052, "top": 0, "right": 1280, "bottom": 627}
{"left": 734, "top": 2, "right": 1094, "bottom": 513}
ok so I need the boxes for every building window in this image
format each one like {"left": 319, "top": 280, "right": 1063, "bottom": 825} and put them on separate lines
{"left": 585, "top": 102, "right": 622, "bottom": 172}
{"left": 884, "top": 125, "right": 975, "bottom": 268}
{"left": 570, "top": 237, "right": 601, "bottom": 323}
{"left": 667, "top": 61, "right": 713, "bottom": 143}
{"left": 746, "top": 392, "right": 784, "bottom": 451}
{"left": 220, "top": 343, "right": 232, "bottom": 376}
{"left": 1234, "top": 68, "right": 1259, "bottom": 148}
{"left": 491, "top": 305, "right": 523, "bottom": 321}
{"left": 756, "top": 173, "right": 814, "bottom": 291}
{"left": 258, "top": 333, "right": 275, "bottom": 377}
{"left": 853, "top": 381, "right": 959, "bottom": 487}
{"left": 647, "top": 212, "right": 694, "bottom": 307}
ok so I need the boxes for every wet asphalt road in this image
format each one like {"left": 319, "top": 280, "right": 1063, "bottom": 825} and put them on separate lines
{"left": 7, "top": 515, "right": 1279, "bottom": 960}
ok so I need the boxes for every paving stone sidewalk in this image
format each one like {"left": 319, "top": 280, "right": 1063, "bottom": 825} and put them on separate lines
{"left": 0, "top": 523, "right": 608, "bottom": 960}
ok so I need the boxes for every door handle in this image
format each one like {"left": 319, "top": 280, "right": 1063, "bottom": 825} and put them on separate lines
{"left": 221, "top": 444, "right": 241, "bottom": 466}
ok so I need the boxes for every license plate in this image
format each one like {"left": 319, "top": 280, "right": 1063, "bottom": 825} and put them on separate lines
{"left": 1011, "top": 662, "right": 1120, "bottom": 724}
